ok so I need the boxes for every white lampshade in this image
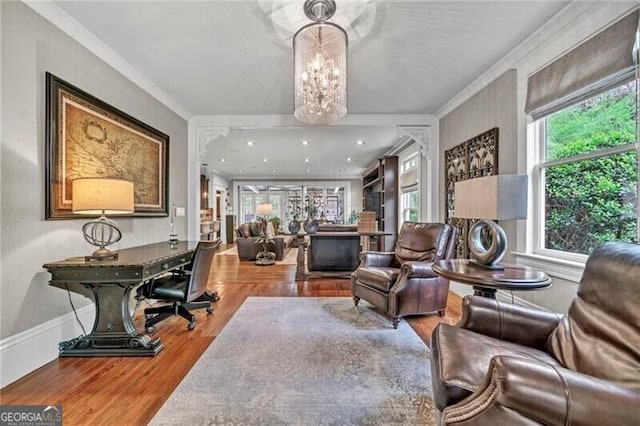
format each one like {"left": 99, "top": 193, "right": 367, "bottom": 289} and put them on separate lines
{"left": 72, "top": 178, "right": 134, "bottom": 215}
{"left": 256, "top": 203, "right": 274, "bottom": 216}
{"left": 454, "top": 175, "right": 528, "bottom": 220}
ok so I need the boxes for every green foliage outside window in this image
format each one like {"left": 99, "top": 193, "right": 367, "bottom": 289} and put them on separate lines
{"left": 544, "top": 82, "right": 638, "bottom": 254}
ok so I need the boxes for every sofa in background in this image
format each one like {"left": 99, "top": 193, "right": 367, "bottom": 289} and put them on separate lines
{"left": 236, "top": 223, "right": 295, "bottom": 261}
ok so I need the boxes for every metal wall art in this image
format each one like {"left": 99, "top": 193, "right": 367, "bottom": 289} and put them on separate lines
{"left": 444, "top": 127, "right": 499, "bottom": 258}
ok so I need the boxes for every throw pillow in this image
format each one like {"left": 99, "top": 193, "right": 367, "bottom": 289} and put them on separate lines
{"left": 238, "top": 223, "right": 251, "bottom": 238}
{"left": 249, "top": 222, "right": 262, "bottom": 237}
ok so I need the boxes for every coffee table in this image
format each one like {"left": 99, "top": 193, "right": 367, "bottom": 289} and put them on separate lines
{"left": 432, "top": 259, "right": 552, "bottom": 298}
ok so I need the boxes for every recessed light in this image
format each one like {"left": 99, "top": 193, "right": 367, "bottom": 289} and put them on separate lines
{"left": 301, "top": 140, "right": 309, "bottom": 145}
{"left": 306, "top": 168, "right": 311, "bottom": 172}
{"left": 237, "top": 168, "right": 243, "bottom": 172}
{"left": 347, "top": 158, "right": 352, "bottom": 162}
{"left": 219, "top": 158, "right": 226, "bottom": 162}
{"left": 356, "top": 140, "right": 364, "bottom": 145}
{"left": 339, "top": 168, "right": 346, "bottom": 172}
{"left": 246, "top": 141, "right": 255, "bottom": 146}
{"left": 304, "top": 158, "right": 310, "bottom": 162}
{"left": 272, "top": 169, "right": 277, "bottom": 173}
{"left": 263, "top": 158, "right": 268, "bottom": 162}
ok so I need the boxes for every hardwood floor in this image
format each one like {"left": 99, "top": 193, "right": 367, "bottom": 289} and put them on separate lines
{"left": 0, "top": 245, "right": 463, "bottom": 425}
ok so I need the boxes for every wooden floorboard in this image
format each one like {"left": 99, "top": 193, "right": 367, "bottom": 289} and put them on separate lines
{"left": 0, "top": 244, "right": 463, "bottom": 425}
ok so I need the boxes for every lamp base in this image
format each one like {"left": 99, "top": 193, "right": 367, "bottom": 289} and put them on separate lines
{"left": 467, "top": 219, "right": 508, "bottom": 268}
{"left": 84, "top": 247, "right": 118, "bottom": 261}
{"left": 82, "top": 216, "right": 122, "bottom": 261}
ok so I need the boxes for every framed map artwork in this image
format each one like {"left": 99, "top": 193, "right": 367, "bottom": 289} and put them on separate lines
{"left": 45, "top": 72, "right": 169, "bottom": 219}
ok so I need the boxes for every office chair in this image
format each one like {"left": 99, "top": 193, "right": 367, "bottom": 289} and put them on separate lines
{"left": 139, "top": 240, "right": 219, "bottom": 333}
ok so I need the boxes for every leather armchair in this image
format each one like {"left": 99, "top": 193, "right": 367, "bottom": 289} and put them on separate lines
{"left": 350, "top": 221, "right": 457, "bottom": 328}
{"left": 431, "top": 242, "right": 640, "bottom": 425}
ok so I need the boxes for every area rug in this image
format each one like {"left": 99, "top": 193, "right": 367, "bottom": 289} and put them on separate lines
{"left": 217, "top": 246, "right": 299, "bottom": 265}
{"left": 150, "top": 297, "right": 436, "bottom": 425}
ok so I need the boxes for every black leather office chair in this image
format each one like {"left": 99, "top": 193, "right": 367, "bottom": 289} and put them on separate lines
{"left": 139, "top": 241, "right": 219, "bottom": 333}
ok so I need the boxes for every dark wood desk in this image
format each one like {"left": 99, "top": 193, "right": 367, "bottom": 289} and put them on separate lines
{"left": 432, "top": 259, "right": 552, "bottom": 298}
{"left": 43, "top": 241, "right": 198, "bottom": 356}
{"left": 295, "top": 231, "right": 391, "bottom": 280}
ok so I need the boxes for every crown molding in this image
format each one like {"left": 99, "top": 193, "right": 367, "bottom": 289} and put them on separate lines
{"left": 23, "top": 0, "right": 192, "bottom": 120}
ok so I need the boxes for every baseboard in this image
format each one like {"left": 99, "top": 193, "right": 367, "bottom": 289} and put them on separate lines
{"left": 495, "top": 290, "right": 548, "bottom": 311}
{"left": 0, "top": 304, "right": 94, "bottom": 388}
{"left": 451, "top": 284, "right": 547, "bottom": 311}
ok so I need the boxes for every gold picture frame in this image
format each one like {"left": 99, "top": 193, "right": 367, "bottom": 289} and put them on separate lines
{"left": 45, "top": 72, "right": 169, "bottom": 219}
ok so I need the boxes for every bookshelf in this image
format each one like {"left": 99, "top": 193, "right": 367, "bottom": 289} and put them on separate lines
{"left": 362, "top": 155, "right": 398, "bottom": 251}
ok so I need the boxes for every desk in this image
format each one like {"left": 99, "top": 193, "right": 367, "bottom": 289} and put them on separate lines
{"left": 43, "top": 241, "right": 198, "bottom": 356}
{"left": 432, "top": 259, "right": 552, "bottom": 298}
{"left": 295, "top": 231, "right": 391, "bottom": 280}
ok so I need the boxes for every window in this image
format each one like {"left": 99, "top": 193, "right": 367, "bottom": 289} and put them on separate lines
{"left": 402, "top": 191, "right": 419, "bottom": 222}
{"left": 400, "top": 153, "right": 419, "bottom": 222}
{"left": 239, "top": 184, "right": 347, "bottom": 225}
{"left": 533, "top": 81, "right": 638, "bottom": 256}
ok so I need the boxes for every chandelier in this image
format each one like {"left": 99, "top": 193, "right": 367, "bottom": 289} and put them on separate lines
{"left": 293, "top": 0, "right": 348, "bottom": 124}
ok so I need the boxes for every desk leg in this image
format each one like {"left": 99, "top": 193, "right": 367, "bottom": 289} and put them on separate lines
{"left": 59, "top": 283, "right": 164, "bottom": 357}
{"left": 295, "top": 235, "right": 308, "bottom": 281}
{"left": 472, "top": 286, "right": 497, "bottom": 299}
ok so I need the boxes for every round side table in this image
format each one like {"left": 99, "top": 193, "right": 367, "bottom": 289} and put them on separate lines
{"left": 432, "top": 259, "right": 552, "bottom": 298}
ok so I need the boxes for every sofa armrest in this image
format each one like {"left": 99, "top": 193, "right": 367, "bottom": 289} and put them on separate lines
{"left": 359, "top": 251, "right": 395, "bottom": 267}
{"left": 443, "top": 356, "right": 640, "bottom": 426}
{"left": 400, "top": 261, "right": 437, "bottom": 279}
{"left": 236, "top": 237, "right": 258, "bottom": 260}
{"left": 457, "top": 295, "right": 561, "bottom": 349}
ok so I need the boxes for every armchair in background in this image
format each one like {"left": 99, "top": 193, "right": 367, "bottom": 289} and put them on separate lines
{"left": 430, "top": 242, "right": 640, "bottom": 425}
{"left": 351, "top": 221, "right": 457, "bottom": 328}
{"left": 138, "top": 240, "right": 219, "bottom": 333}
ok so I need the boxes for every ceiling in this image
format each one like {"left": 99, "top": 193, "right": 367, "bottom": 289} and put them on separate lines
{"left": 51, "top": 0, "right": 569, "bottom": 179}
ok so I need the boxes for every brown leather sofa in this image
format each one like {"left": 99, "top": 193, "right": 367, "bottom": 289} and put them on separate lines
{"left": 235, "top": 223, "right": 294, "bottom": 261}
{"left": 350, "top": 221, "right": 457, "bottom": 328}
{"left": 430, "top": 241, "right": 640, "bottom": 425}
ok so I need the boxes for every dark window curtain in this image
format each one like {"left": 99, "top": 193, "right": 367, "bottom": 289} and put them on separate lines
{"left": 525, "top": 9, "right": 639, "bottom": 119}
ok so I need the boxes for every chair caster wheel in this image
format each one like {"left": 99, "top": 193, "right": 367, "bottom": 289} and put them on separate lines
{"left": 188, "top": 321, "right": 195, "bottom": 330}
{"left": 206, "top": 306, "right": 214, "bottom": 314}
{"left": 146, "top": 326, "right": 156, "bottom": 333}
{"left": 145, "top": 314, "right": 153, "bottom": 319}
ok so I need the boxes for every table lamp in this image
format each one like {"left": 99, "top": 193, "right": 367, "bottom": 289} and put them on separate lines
{"left": 72, "top": 178, "right": 134, "bottom": 261}
{"left": 454, "top": 174, "right": 527, "bottom": 270}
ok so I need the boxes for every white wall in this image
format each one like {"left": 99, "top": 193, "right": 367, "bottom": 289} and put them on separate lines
{"left": 0, "top": 2, "right": 188, "bottom": 386}
{"left": 436, "top": 1, "right": 638, "bottom": 313}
